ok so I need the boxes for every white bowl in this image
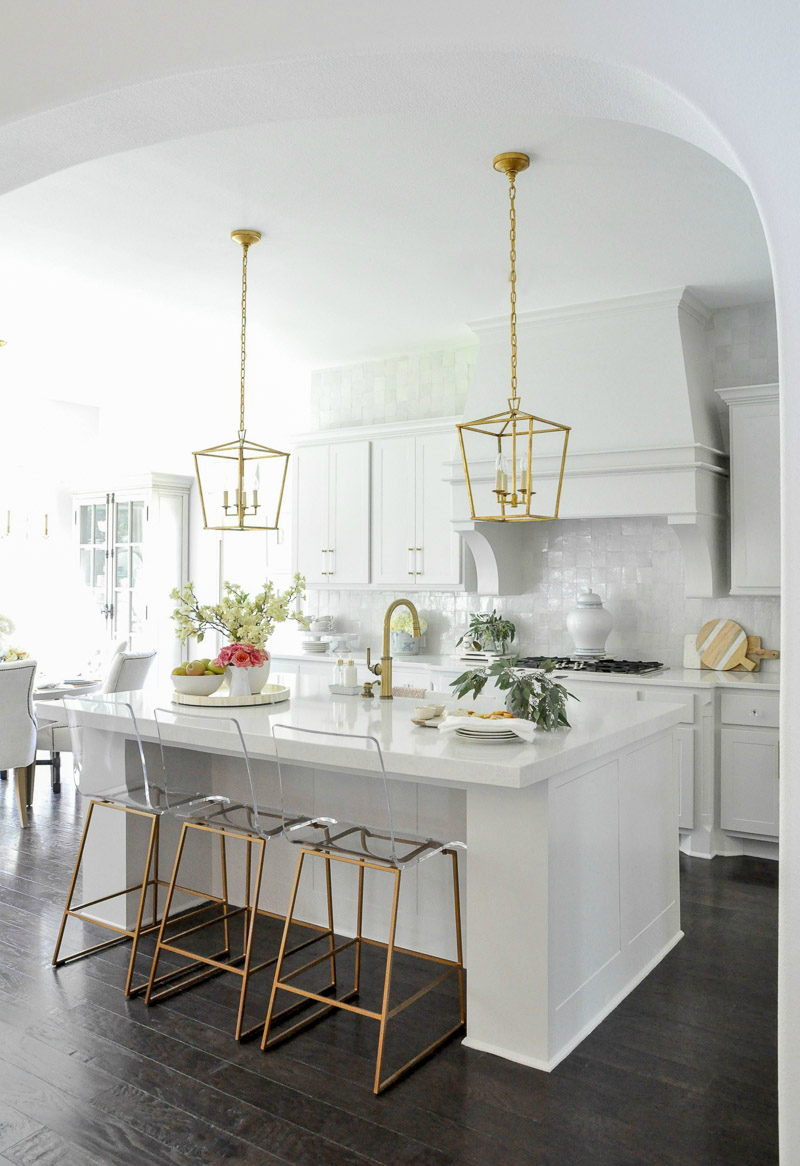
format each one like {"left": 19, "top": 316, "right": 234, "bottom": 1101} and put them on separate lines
{"left": 170, "top": 673, "right": 225, "bottom": 697}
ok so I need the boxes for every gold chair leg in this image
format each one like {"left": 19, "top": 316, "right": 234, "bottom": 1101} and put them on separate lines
{"left": 234, "top": 837, "right": 266, "bottom": 1041}
{"left": 124, "top": 813, "right": 160, "bottom": 997}
{"left": 52, "top": 800, "right": 97, "bottom": 965}
{"left": 450, "top": 849, "right": 466, "bottom": 1026}
{"left": 373, "top": 868, "right": 402, "bottom": 1094}
{"left": 151, "top": 814, "right": 160, "bottom": 929}
{"left": 261, "top": 849, "right": 306, "bottom": 1049}
{"left": 145, "top": 821, "right": 189, "bottom": 1004}
{"left": 221, "top": 832, "right": 231, "bottom": 955}
{"left": 354, "top": 860, "right": 365, "bottom": 993}
{"left": 323, "top": 854, "right": 338, "bottom": 991}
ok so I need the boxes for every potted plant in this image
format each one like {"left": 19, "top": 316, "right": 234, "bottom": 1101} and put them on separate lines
{"left": 390, "top": 609, "right": 428, "bottom": 656}
{"left": 456, "top": 610, "right": 516, "bottom": 655}
{"left": 449, "top": 657, "right": 577, "bottom": 729}
{"left": 170, "top": 575, "right": 309, "bottom": 694}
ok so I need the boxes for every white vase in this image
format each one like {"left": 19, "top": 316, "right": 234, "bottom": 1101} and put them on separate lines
{"left": 565, "top": 590, "right": 614, "bottom": 657}
{"left": 226, "top": 665, "right": 251, "bottom": 699}
{"left": 247, "top": 659, "right": 271, "bottom": 694}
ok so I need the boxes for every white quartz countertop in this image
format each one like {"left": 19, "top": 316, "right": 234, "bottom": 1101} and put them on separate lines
{"left": 75, "top": 672, "right": 684, "bottom": 791}
{"left": 269, "top": 650, "right": 779, "bottom": 691}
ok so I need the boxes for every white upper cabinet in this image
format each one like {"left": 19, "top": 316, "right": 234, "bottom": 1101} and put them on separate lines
{"left": 371, "top": 436, "right": 416, "bottom": 586}
{"left": 414, "top": 431, "right": 462, "bottom": 586}
{"left": 371, "top": 428, "right": 462, "bottom": 588}
{"left": 717, "top": 384, "right": 780, "bottom": 595}
{"left": 294, "top": 440, "right": 370, "bottom": 585}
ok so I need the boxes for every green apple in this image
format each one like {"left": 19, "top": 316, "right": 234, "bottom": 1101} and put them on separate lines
{"left": 209, "top": 664, "right": 226, "bottom": 675}
{"left": 185, "top": 660, "right": 205, "bottom": 676}
{"left": 171, "top": 665, "right": 187, "bottom": 676}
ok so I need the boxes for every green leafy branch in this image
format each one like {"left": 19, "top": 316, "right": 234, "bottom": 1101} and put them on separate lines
{"left": 449, "top": 656, "right": 578, "bottom": 730}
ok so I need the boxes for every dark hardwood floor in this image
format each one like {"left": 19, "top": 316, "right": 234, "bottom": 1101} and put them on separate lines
{"left": 0, "top": 776, "right": 777, "bottom": 1165}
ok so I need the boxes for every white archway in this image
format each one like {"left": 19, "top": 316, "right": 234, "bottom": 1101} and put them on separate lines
{"left": 2, "top": 35, "right": 796, "bottom": 1158}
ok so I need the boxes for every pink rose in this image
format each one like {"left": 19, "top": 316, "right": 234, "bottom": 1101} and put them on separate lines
{"left": 214, "top": 643, "right": 268, "bottom": 669}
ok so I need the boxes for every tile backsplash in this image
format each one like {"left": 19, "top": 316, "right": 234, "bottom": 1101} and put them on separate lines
{"left": 289, "top": 516, "right": 780, "bottom": 670}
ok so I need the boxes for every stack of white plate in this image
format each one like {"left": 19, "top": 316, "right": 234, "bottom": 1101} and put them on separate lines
{"left": 455, "top": 722, "right": 520, "bottom": 744}
{"left": 301, "top": 637, "right": 330, "bottom": 654}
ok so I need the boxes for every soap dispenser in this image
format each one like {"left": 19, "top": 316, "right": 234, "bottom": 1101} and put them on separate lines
{"left": 344, "top": 659, "right": 358, "bottom": 687}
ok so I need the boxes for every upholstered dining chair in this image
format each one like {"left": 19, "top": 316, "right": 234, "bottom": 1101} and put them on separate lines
{"left": 0, "top": 659, "right": 38, "bottom": 826}
{"left": 35, "top": 648, "right": 157, "bottom": 794}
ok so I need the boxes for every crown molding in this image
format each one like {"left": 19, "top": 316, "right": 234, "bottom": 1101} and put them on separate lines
{"left": 467, "top": 287, "right": 713, "bottom": 336}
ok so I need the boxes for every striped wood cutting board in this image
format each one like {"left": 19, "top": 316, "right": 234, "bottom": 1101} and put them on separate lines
{"left": 696, "top": 619, "right": 756, "bottom": 671}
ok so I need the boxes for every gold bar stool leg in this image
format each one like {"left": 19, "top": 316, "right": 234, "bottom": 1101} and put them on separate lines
{"left": 374, "top": 869, "right": 402, "bottom": 1094}
{"left": 146, "top": 822, "right": 190, "bottom": 1003}
{"left": 354, "top": 861, "right": 365, "bottom": 995}
{"left": 261, "top": 850, "right": 306, "bottom": 1049}
{"left": 124, "top": 813, "right": 159, "bottom": 997}
{"left": 151, "top": 815, "right": 160, "bottom": 929}
{"left": 52, "top": 801, "right": 97, "bottom": 966}
{"left": 221, "top": 831, "right": 231, "bottom": 956}
{"left": 450, "top": 849, "right": 466, "bottom": 1025}
{"left": 324, "top": 853, "right": 338, "bottom": 991}
{"left": 234, "top": 837, "right": 266, "bottom": 1041}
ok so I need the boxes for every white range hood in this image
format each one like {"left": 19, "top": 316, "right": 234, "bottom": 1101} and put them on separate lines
{"left": 447, "top": 288, "right": 728, "bottom": 597}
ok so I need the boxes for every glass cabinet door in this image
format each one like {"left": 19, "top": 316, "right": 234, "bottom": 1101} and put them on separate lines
{"left": 112, "top": 498, "right": 146, "bottom": 647}
{"left": 78, "top": 499, "right": 110, "bottom": 623}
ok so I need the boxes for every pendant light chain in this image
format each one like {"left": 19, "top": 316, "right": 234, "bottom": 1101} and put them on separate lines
{"left": 239, "top": 240, "right": 249, "bottom": 439}
{"left": 508, "top": 172, "right": 519, "bottom": 410}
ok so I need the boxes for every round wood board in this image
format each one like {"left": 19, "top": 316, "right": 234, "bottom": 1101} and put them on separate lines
{"left": 695, "top": 620, "right": 755, "bottom": 671}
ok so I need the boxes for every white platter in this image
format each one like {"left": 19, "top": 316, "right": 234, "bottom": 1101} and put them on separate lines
{"left": 173, "top": 683, "right": 290, "bottom": 708}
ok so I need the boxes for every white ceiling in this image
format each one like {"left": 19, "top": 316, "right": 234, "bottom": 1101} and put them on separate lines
{"left": 0, "top": 110, "right": 772, "bottom": 380}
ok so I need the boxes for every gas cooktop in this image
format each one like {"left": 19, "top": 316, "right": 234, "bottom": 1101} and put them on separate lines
{"left": 518, "top": 656, "right": 665, "bottom": 675}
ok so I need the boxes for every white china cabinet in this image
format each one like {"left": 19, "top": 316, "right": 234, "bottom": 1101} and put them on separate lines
{"left": 293, "top": 439, "right": 370, "bottom": 586}
{"left": 73, "top": 473, "right": 191, "bottom": 668}
{"left": 371, "top": 428, "right": 462, "bottom": 587}
{"left": 717, "top": 383, "right": 780, "bottom": 595}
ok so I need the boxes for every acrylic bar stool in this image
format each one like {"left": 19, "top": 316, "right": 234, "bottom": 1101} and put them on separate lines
{"left": 145, "top": 708, "right": 327, "bottom": 1041}
{"left": 52, "top": 695, "right": 215, "bottom": 998}
{"left": 262, "top": 724, "right": 467, "bottom": 1094}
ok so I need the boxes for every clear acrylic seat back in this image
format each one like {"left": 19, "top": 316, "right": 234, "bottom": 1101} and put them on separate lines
{"left": 63, "top": 695, "right": 159, "bottom": 810}
{"left": 152, "top": 707, "right": 283, "bottom": 837}
{"left": 271, "top": 724, "right": 401, "bottom": 865}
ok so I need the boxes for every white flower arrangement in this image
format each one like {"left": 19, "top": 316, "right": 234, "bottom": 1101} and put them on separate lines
{"left": 390, "top": 609, "right": 428, "bottom": 635}
{"left": 0, "top": 614, "right": 27, "bottom": 661}
{"left": 170, "top": 575, "right": 310, "bottom": 649}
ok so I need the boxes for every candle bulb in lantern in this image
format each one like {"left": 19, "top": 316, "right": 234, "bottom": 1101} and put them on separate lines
{"left": 253, "top": 488, "right": 258, "bottom": 509}
{"left": 223, "top": 489, "right": 229, "bottom": 509}
{"left": 495, "top": 451, "right": 509, "bottom": 493}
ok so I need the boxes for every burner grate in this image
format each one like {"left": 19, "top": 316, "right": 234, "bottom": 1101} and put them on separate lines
{"left": 518, "top": 656, "right": 664, "bottom": 675}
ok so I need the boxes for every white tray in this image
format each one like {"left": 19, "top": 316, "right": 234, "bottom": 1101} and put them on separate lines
{"left": 329, "top": 683, "right": 362, "bottom": 696}
{"left": 173, "top": 683, "right": 290, "bottom": 707}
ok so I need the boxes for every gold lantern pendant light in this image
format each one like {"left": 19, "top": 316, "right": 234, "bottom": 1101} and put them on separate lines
{"left": 193, "top": 230, "right": 290, "bottom": 531}
{"left": 457, "top": 153, "right": 571, "bottom": 522}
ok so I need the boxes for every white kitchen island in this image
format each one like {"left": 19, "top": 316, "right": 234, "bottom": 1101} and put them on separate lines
{"left": 69, "top": 673, "right": 684, "bottom": 1071}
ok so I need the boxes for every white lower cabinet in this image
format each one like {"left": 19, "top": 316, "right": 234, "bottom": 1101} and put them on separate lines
{"left": 720, "top": 727, "right": 780, "bottom": 837}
